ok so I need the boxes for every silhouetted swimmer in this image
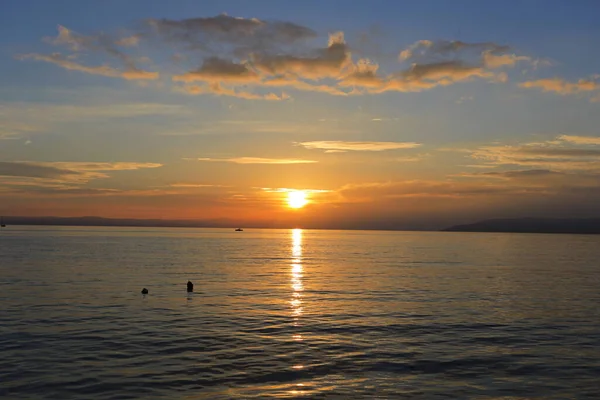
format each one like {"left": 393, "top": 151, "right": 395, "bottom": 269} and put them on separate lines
{"left": 141, "top": 288, "right": 148, "bottom": 294}
{"left": 187, "top": 281, "right": 194, "bottom": 293}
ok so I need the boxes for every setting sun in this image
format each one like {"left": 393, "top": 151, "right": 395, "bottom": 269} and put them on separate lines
{"left": 287, "top": 191, "right": 308, "bottom": 209}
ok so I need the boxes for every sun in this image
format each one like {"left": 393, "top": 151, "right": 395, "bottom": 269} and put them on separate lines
{"left": 287, "top": 190, "right": 308, "bottom": 209}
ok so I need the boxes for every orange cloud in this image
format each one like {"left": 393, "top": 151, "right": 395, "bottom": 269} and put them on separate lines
{"left": 194, "top": 157, "right": 317, "bottom": 164}
{"left": 178, "top": 82, "right": 289, "bottom": 100}
{"left": 17, "top": 53, "right": 158, "bottom": 80}
{"left": 172, "top": 57, "right": 259, "bottom": 83}
{"left": 252, "top": 32, "right": 352, "bottom": 80}
{"left": 297, "top": 140, "right": 421, "bottom": 151}
{"left": 519, "top": 78, "right": 599, "bottom": 95}
{"left": 168, "top": 183, "right": 225, "bottom": 188}
{"left": 558, "top": 135, "right": 600, "bottom": 145}
{"left": 482, "top": 51, "right": 532, "bottom": 68}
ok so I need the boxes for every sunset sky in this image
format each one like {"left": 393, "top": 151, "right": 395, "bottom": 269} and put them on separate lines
{"left": 2, "top": 0, "right": 600, "bottom": 230}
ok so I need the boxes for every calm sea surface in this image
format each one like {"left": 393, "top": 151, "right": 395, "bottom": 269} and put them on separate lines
{"left": 1, "top": 226, "right": 599, "bottom": 399}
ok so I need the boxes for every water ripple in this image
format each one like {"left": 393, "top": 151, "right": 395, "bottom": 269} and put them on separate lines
{"left": 1, "top": 227, "right": 600, "bottom": 399}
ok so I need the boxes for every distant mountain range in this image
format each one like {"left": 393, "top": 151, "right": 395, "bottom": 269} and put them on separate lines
{"left": 442, "top": 218, "right": 600, "bottom": 234}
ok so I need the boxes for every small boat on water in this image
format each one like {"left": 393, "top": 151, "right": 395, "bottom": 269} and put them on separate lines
{"left": 235, "top": 228, "right": 243, "bottom": 231}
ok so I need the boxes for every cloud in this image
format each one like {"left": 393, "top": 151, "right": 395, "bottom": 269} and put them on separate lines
{"left": 146, "top": 13, "right": 316, "bottom": 53}
{"left": 394, "top": 154, "right": 429, "bottom": 162}
{"left": 19, "top": 18, "right": 537, "bottom": 97}
{"left": 0, "top": 161, "right": 80, "bottom": 179}
{"left": 17, "top": 53, "right": 158, "bottom": 80}
{"left": 172, "top": 57, "right": 259, "bottom": 83}
{"left": 1, "top": 101, "right": 191, "bottom": 140}
{"left": 457, "top": 169, "right": 565, "bottom": 180}
{"left": 46, "top": 25, "right": 90, "bottom": 51}
{"left": 397, "top": 40, "right": 509, "bottom": 63}
{"left": 115, "top": 35, "right": 140, "bottom": 47}
{"left": 0, "top": 161, "right": 162, "bottom": 186}
{"left": 178, "top": 82, "right": 289, "bottom": 100}
{"left": 341, "top": 39, "right": 518, "bottom": 93}
{"left": 19, "top": 24, "right": 159, "bottom": 80}
{"left": 519, "top": 77, "right": 599, "bottom": 95}
{"left": 297, "top": 140, "right": 421, "bottom": 151}
{"left": 455, "top": 169, "right": 600, "bottom": 191}
{"left": 0, "top": 120, "right": 38, "bottom": 140}
{"left": 0, "top": 101, "right": 189, "bottom": 138}
{"left": 252, "top": 32, "right": 352, "bottom": 80}
{"left": 48, "top": 25, "right": 144, "bottom": 67}
{"left": 482, "top": 51, "right": 532, "bottom": 69}
{"left": 41, "top": 161, "right": 163, "bottom": 171}
{"left": 456, "top": 95, "right": 474, "bottom": 104}
{"left": 517, "top": 148, "right": 600, "bottom": 157}
{"left": 558, "top": 135, "right": 600, "bottom": 145}
{"left": 468, "top": 136, "right": 600, "bottom": 171}
{"left": 398, "top": 40, "right": 433, "bottom": 62}
{"left": 168, "top": 183, "right": 224, "bottom": 188}
{"left": 258, "top": 187, "right": 331, "bottom": 193}
{"left": 193, "top": 157, "right": 317, "bottom": 164}
{"left": 337, "top": 180, "right": 529, "bottom": 202}
{"left": 401, "top": 61, "right": 497, "bottom": 82}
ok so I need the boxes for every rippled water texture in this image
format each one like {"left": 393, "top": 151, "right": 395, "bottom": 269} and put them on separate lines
{"left": 1, "top": 227, "right": 600, "bottom": 399}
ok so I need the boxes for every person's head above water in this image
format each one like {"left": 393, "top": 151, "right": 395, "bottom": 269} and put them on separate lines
{"left": 187, "top": 281, "right": 193, "bottom": 292}
{"left": 141, "top": 288, "right": 148, "bottom": 294}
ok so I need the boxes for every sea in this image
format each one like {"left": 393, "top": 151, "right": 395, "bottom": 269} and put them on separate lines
{"left": 1, "top": 226, "right": 599, "bottom": 399}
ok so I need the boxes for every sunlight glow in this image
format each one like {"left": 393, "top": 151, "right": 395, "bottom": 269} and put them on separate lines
{"left": 287, "top": 190, "right": 308, "bottom": 209}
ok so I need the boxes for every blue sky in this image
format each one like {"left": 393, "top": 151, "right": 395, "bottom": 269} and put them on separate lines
{"left": 1, "top": 0, "right": 600, "bottom": 229}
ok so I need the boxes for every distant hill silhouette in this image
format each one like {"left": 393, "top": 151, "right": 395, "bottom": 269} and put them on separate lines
{"left": 3, "top": 215, "right": 600, "bottom": 233}
{"left": 443, "top": 218, "right": 600, "bottom": 234}
{"left": 0, "top": 216, "right": 232, "bottom": 228}
{"left": 0, "top": 215, "right": 437, "bottom": 231}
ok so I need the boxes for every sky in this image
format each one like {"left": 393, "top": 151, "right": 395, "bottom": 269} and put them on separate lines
{"left": 1, "top": 0, "right": 600, "bottom": 230}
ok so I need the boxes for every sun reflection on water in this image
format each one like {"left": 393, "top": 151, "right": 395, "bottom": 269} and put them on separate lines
{"left": 290, "top": 228, "right": 303, "bottom": 324}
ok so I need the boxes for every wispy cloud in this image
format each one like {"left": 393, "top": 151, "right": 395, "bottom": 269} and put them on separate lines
{"left": 454, "top": 169, "right": 600, "bottom": 192}
{"left": 558, "top": 135, "right": 600, "bottom": 145}
{"left": 519, "top": 77, "right": 599, "bottom": 98}
{"left": 0, "top": 121, "right": 37, "bottom": 140}
{"left": 19, "top": 24, "right": 159, "bottom": 80}
{"left": 0, "top": 161, "right": 79, "bottom": 179}
{"left": 337, "top": 180, "right": 532, "bottom": 201}
{"left": 0, "top": 102, "right": 189, "bottom": 139}
{"left": 193, "top": 157, "right": 317, "bottom": 164}
{"left": 17, "top": 53, "right": 158, "bottom": 81}
{"left": 178, "top": 82, "right": 290, "bottom": 100}
{"left": 468, "top": 135, "right": 600, "bottom": 171}
{"left": 168, "top": 183, "right": 225, "bottom": 188}
{"left": 258, "top": 187, "right": 332, "bottom": 193}
{"left": 2, "top": 102, "right": 187, "bottom": 120}
{"left": 297, "top": 140, "right": 421, "bottom": 152}
{"left": 0, "top": 161, "right": 162, "bottom": 185}
{"left": 394, "top": 154, "right": 429, "bottom": 162}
